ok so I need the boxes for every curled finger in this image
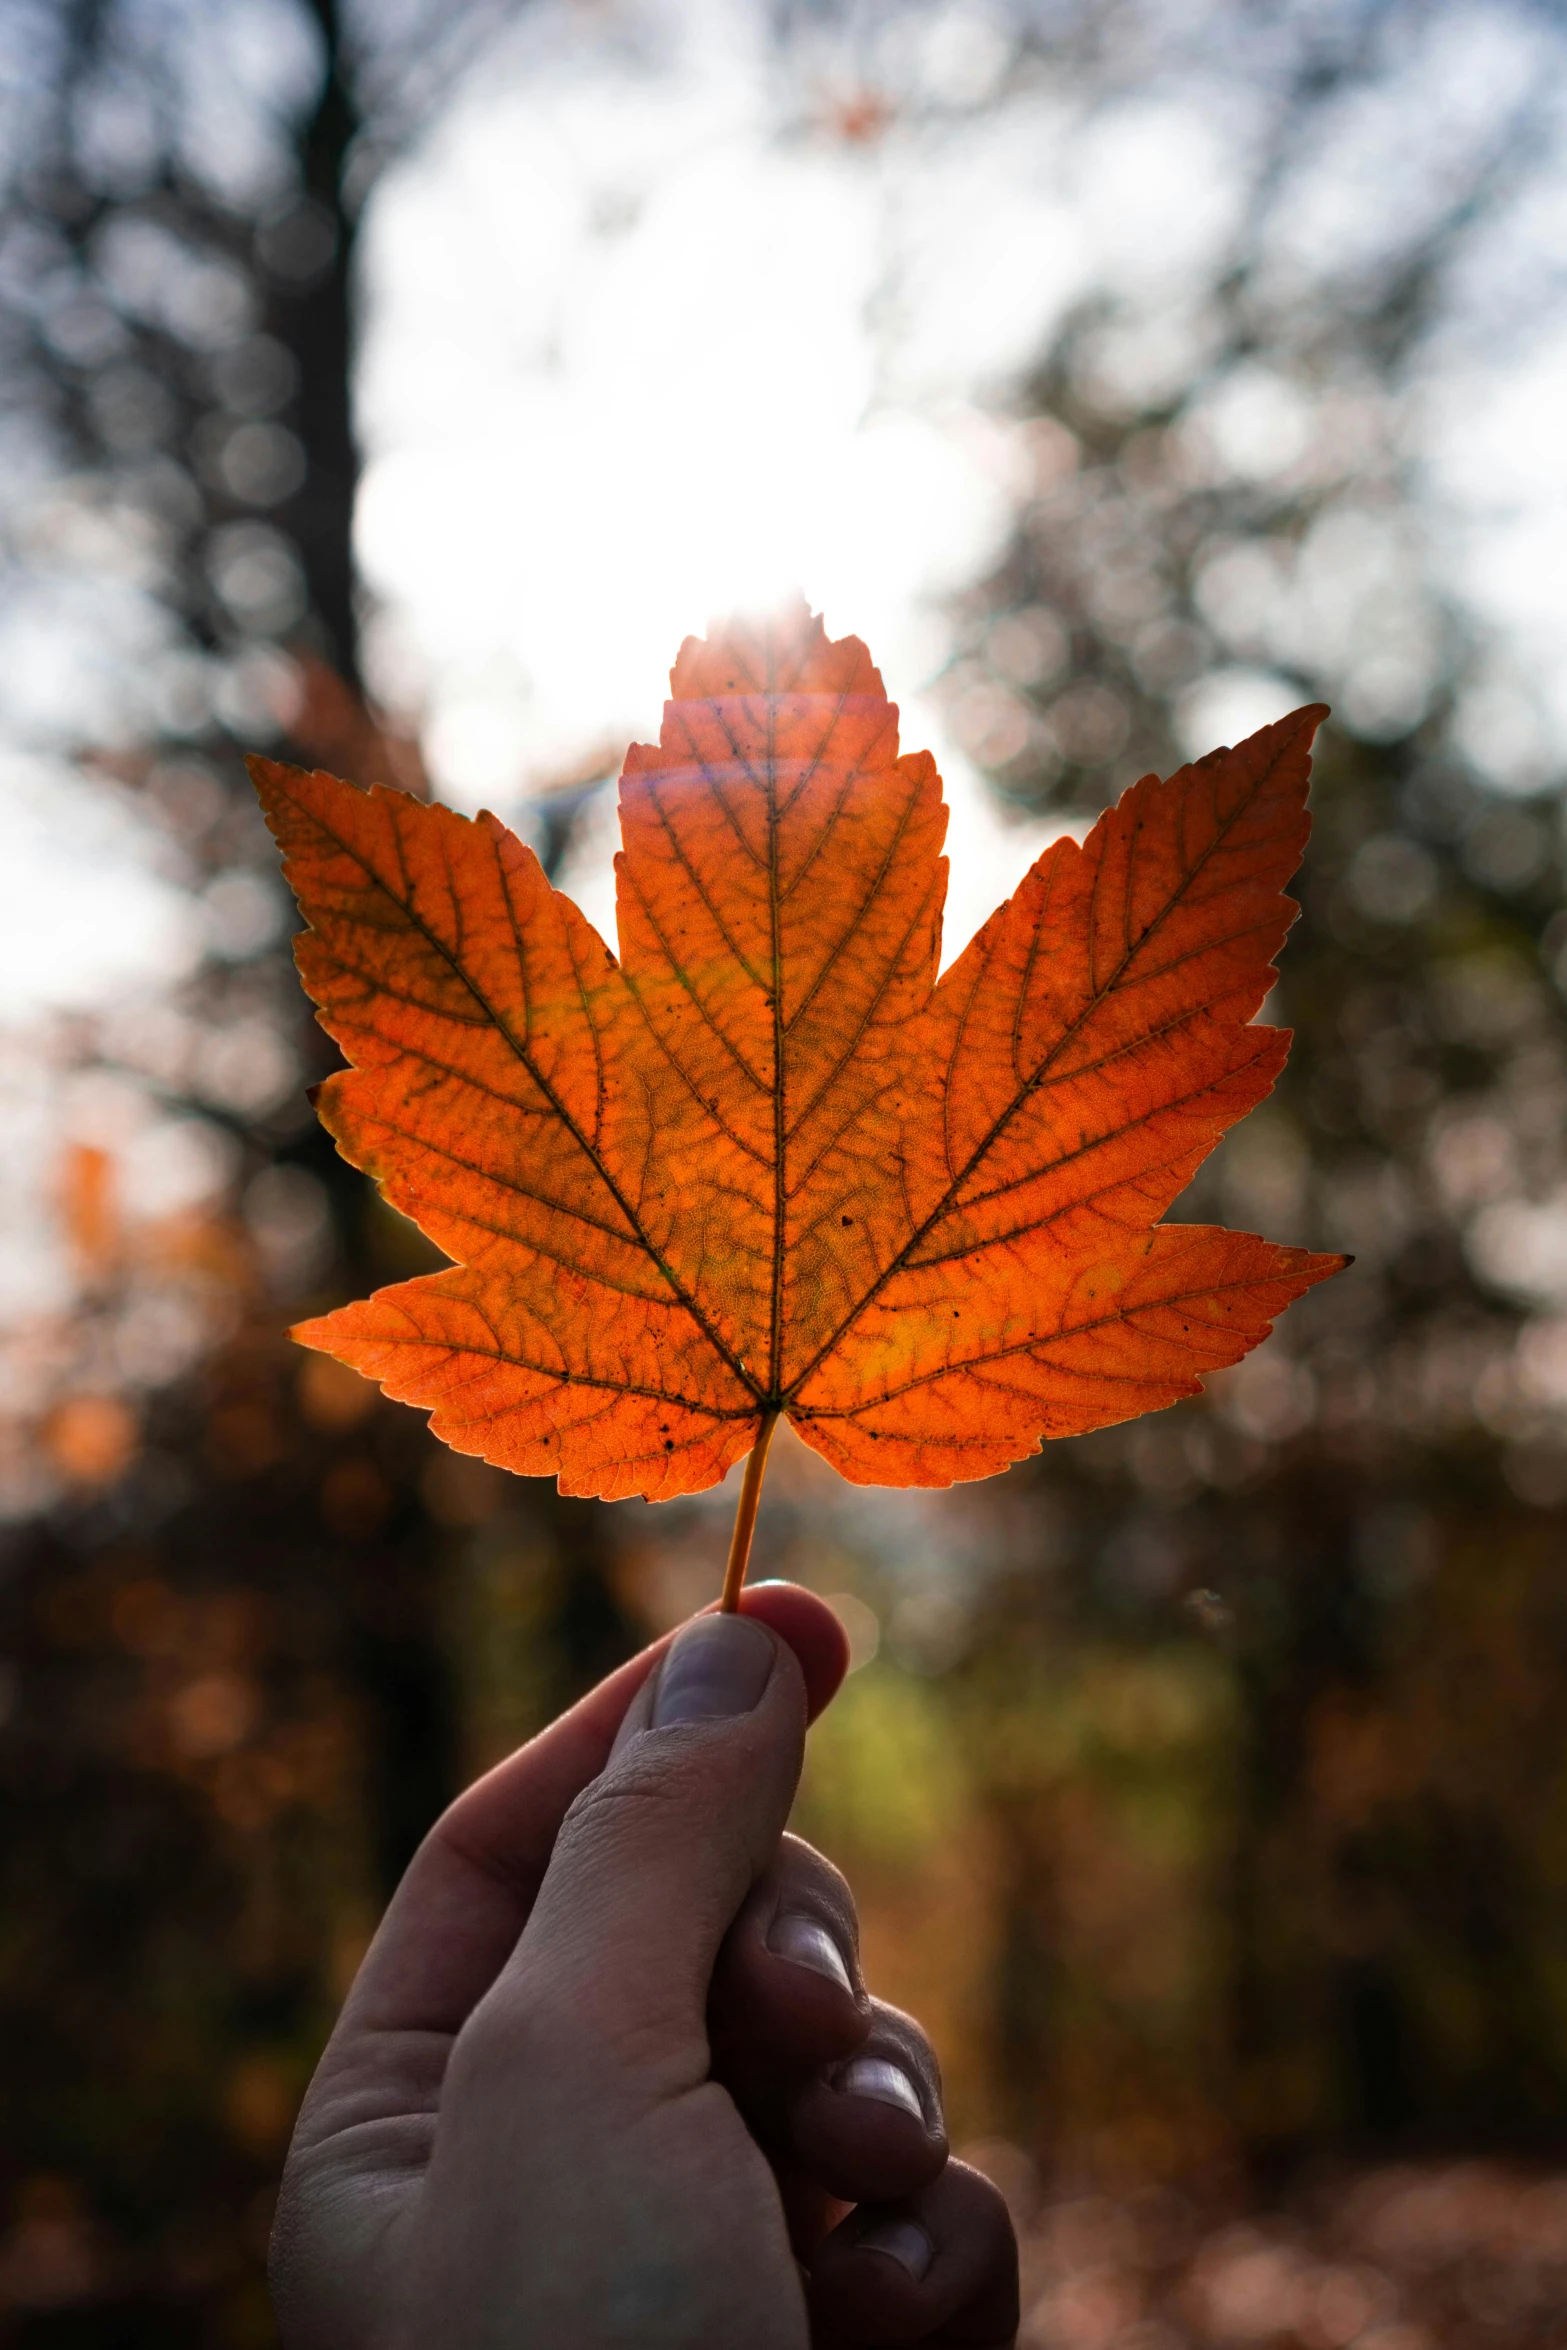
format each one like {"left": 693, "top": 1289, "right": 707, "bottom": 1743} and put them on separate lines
{"left": 789, "top": 2002, "right": 947, "bottom": 2207}
{"left": 809, "top": 2159, "right": 1019, "bottom": 2347}
{"left": 710, "top": 1831, "right": 872, "bottom": 2121}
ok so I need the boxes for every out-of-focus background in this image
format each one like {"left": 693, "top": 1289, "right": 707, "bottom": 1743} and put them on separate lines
{"left": 3, "top": 0, "right": 1567, "bottom": 2340}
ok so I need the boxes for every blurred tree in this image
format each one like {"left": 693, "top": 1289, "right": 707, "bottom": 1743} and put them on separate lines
{"left": 922, "top": 0, "right": 1567, "bottom": 2177}
{"left": 0, "top": 2, "right": 639, "bottom": 2337}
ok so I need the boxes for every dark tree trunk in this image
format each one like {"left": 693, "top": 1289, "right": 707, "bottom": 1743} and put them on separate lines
{"left": 275, "top": 0, "right": 364, "bottom": 688}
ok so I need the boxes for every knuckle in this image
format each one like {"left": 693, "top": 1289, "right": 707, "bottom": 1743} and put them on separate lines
{"left": 775, "top": 1832, "right": 859, "bottom": 1928}
{"left": 866, "top": 1999, "right": 944, "bottom": 2099}
{"left": 943, "top": 2159, "right": 1021, "bottom": 2253}
{"left": 778, "top": 1830, "right": 853, "bottom": 1905}
{"left": 555, "top": 1745, "right": 717, "bottom": 1861}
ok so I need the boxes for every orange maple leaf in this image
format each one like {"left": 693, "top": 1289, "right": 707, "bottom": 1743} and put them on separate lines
{"left": 251, "top": 602, "right": 1343, "bottom": 1597}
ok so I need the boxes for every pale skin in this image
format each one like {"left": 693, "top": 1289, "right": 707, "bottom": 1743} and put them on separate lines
{"left": 269, "top": 1583, "right": 1020, "bottom": 2349}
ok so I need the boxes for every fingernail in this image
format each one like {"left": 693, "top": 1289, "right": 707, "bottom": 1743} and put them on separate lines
{"left": 650, "top": 1614, "right": 774, "bottom": 1727}
{"left": 767, "top": 1912, "right": 854, "bottom": 1992}
{"left": 855, "top": 2216, "right": 934, "bottom": 2281}
{"left": 834, "top": 2056, "right": 926, "bottom": 2122}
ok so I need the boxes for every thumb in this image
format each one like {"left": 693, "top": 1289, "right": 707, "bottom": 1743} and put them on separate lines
{"left": 486, "top": 1612, "right": 806, "bottom": 2073}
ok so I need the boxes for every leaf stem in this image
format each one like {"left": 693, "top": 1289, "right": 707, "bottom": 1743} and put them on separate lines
{"left": 720, "top": 1412, "right": 780, "bottom": 1612}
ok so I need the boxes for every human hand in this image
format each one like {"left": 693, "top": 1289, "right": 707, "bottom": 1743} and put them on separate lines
{"left": 268, "top": 1585, "right": 1019, "bottom": 2349}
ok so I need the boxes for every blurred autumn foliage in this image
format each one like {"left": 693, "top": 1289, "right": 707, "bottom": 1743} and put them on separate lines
{"left": 5, "top": 2, "right": 1567, "bottom": 2346}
